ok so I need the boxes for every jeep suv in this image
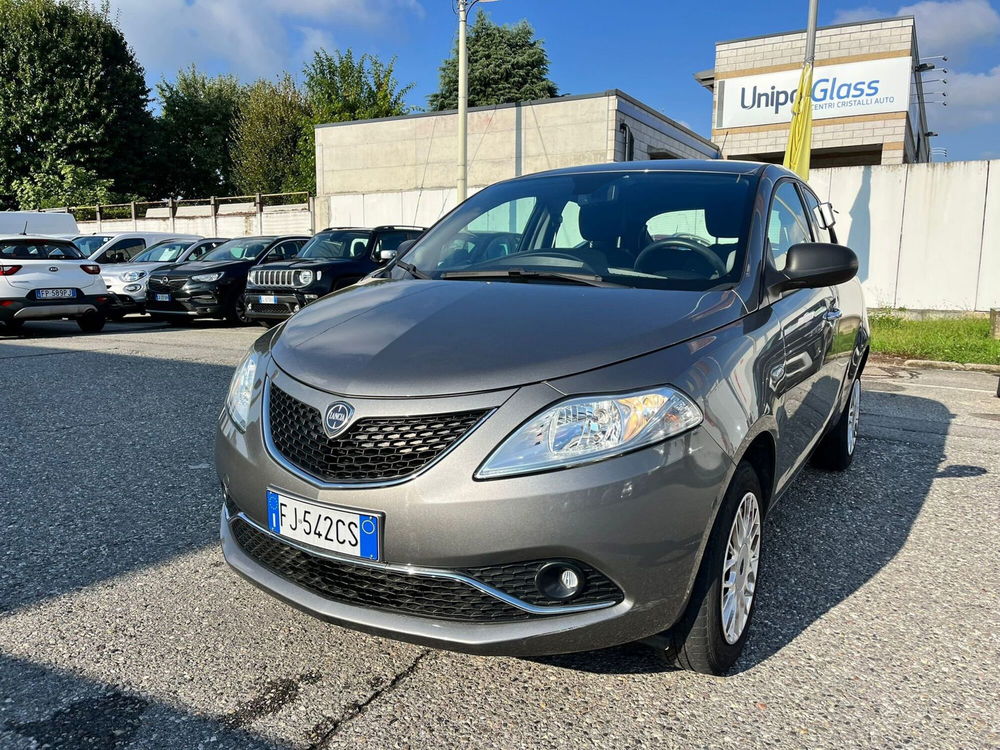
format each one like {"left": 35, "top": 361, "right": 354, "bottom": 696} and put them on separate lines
{"left": 243, "top": 226, "right": 423, "bottom": 326}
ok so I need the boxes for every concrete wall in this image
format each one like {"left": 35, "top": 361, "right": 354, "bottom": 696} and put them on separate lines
{"left": 811, "top": 160, "right": 998, "bottom": 311}
{"left": 74, "top": 203, "right": 314, "bottom": 238}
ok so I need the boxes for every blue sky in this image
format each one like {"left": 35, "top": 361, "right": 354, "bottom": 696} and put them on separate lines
{"left": 111, "top": 0, "right": 999, "bottom": 161}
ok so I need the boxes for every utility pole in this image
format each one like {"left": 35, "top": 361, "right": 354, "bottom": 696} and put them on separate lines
{"left": 455, "top": 0, "right": 500, "bottom": 203}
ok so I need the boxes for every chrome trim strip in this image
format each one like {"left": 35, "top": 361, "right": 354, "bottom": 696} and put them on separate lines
{"left": 260, "top": 377, "right": 496, "bottom": 490}
{"left": 226, "top": 507, "right": 616, "bottom": 616}
{"left": 13, "top": 304, "right": 96, "bottom": 319}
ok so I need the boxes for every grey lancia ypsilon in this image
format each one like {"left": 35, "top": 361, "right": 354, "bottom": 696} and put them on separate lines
{"left": 216, "top": 160, "right": 868, "bottom": 675}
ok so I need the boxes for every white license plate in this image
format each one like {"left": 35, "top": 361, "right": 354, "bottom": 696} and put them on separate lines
{"left": 154, "top": 293, "right": 171, "bottom": 302}
{"left": 37, "top": 288, "right": 75, "bottom": 299}
{"left": 259, "top": 295, "right": 278, "bottom": 304}
{"left": 266, "top": 489, "right": 380, "bottom": 560}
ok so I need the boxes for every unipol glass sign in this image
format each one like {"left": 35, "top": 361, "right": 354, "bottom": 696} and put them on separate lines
{"left": 717, "top": 57, "right": 912, "bottom": 129}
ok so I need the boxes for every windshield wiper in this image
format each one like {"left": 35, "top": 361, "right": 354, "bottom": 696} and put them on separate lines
{"left": 440, "top": 268, "right": 625, "bottom": 288}
{"left": 394, "top": 260, "right": 432, "bottom": 280}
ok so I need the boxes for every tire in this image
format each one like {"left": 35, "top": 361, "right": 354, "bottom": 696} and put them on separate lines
{"left": 811, "top": 377, "right": 861, "bottom": 471}
{"left": 76, "top": 312, "right": 106, "bottom": 333}
{"left": 658, "top": 461, "right": 764, "bottom": 676}
{"left": 225, "top": 295, "right": 251, "bottom": 326}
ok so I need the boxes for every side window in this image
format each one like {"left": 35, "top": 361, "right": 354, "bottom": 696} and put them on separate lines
{"left": 189, "top": 242, "right": 213, "bottom": 260}
{"left": 800, "top": 189, "right": 832, "bottom": 244}
{"left": 553, "top": 201, "right": 584, "bottom": 247}
{"left": 767, "top": 182, "right": 812, "bottom": 271}
{"left": 103, "top": 238, "right": 145, "bottom": 263}
{"left": 373, "top": 231, "right": 409, "bottom": 257}
{"left": 271, "top": 241, "right": 301, "bottom": 261}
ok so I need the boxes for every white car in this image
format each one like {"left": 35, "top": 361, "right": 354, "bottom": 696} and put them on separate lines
{"left": 0, "top": 235, "right": 111, "bottom": 333}
{"left": 0, "top": 211, "right": 78, "bottom": 236}
{"left": 87, "top": 232, "right": 202, "bottom": 266}
{"left": 102, "top": 237, "right": 228, "bottom": 316}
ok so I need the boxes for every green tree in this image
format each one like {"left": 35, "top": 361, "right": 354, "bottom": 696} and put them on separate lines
{"left": 428, "top": 12, "right": 557, "bottom": 111}
{"left": 291, "top": 49, "right": 414, "bottom": 193}
{"left": 0, "top": 0, "right": 153, "bottom": 205}
{"left": 231, "top": 75, "right": 308, "bottom": 195}
{"left": 153, "top": 66, "right": 244, "bottom": 198}
{"left": 12, "top": 157, "right": 117, "bottom": 209}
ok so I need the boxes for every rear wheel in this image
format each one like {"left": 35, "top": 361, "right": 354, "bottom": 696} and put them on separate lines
{"left": 654, "top": 461, "right": 764, "bottom": 676}
{"left": 812, "top": 378, "right": 861, "bottom": 471}
{"left": 76, "top": 312, "right": 106, "bottom": 333}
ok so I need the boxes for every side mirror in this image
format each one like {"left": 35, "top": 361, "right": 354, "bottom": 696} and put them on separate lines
{"left": 814, "top": 201, "right": 836, "bottom": 229}
{"left": 768, "top": 243, "right": 858, "bottom": 295}
{"left": 378, "top": 248, "right": 398, "bottom": 263}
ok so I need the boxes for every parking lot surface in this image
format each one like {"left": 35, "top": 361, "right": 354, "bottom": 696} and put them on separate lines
{"left": 1, "top": 318, "right": 998, "bottom": 749}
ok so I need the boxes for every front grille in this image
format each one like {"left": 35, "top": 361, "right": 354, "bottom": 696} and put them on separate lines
{"left": 267, "top": 383, "right": 486, "bottom": 483}
{"left": 230, "top": 518, "right": 531, "bottom": 621}
{"left": 249, "top": 301, "right": 292, "bottom": 315}
{"left": 147, "top": 276, "right": 187, "bottom": 291}
{"left": 249, "top": 269, "right": 303, "bottom": 288}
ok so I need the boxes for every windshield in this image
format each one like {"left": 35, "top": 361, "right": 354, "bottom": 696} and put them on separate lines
{"left": 72, "top": 235, "right": 114, "bottom": 255}
{"left": 132, "top": 240, "right": 191, "bottom": 263}
{"left": 401, "top": 171, "right": 756, "bottom": 291}
{"left": 298, "top": 231, "right": 371, "bottom": 259}
{"left": 199, "top": 238, "right": 273, "bottom": 262}
{"left": 1, "top": 240, "right": 85, "bottom": 260}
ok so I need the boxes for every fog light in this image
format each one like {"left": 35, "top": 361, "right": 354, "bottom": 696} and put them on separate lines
{"left": 304, "top": 294, "right": 318, "bottom": 301}
{"left": 534, "top": 562, "right": 584, "bottom": 601}
{"left": 292, "top": 304, "right": 300, "bottom": 312}
{"left": 124, "top": 283, "right": 141, "bottom": 293}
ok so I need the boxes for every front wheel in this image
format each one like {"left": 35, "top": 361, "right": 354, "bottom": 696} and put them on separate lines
{"left": 225, "top": 295, "right": 251, "bottom": 326}
{"left": 655, "top": 461, "right": 764, "bottom": 675}
{"left": 812, "top": 377, "right": 861, "bottom": 471}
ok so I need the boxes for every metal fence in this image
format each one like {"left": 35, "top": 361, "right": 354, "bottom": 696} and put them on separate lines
{"left": 47, "top": 192, "right": 316, "bottom": 238}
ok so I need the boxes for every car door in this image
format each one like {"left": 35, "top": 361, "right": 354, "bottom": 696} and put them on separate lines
{"left": 766, "top": 180, "right": 842, "bottom": 486}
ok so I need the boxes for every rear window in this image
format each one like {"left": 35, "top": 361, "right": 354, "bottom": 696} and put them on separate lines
{"left": 0, "top": 241, "right": 85, "bottom": 260}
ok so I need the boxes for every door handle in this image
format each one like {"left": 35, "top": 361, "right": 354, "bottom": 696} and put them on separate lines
{"left": 823, "top": 307, "right": 843, "bottom": 322}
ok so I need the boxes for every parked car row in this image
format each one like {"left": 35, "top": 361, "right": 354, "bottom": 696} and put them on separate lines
{"left": 0, "top": 217, "right": 427, "bottom": 334}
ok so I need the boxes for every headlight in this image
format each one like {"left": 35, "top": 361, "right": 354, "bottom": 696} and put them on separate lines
{"left": 121, "top": 270, "right": 146, "bottom": 282}
{"left": 192, "top": 272, "right": 224, "bottom": 282}
{"left": 476, "top": 386, "right": 702, "bottom": 479}
{"left": 225, "top": 350, "right": 260, "bottom": 431}
{"left": 297, "top": 270, "right": 314, "bottom": 285}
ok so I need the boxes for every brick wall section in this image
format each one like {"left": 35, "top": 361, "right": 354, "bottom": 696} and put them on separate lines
{"left": 711, "top": 18, "right": 918, "bottom": 165}
{"left": 714, "top": 18, "right": 914, "bottom": 75}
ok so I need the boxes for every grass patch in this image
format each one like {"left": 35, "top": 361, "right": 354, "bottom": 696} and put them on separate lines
{"left": 869, "top": 311, "right": 1000, "bottom": 365}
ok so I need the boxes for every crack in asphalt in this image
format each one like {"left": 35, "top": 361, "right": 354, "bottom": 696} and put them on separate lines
{"left": 307, "top": 650, "right": 431, "bottom": 749}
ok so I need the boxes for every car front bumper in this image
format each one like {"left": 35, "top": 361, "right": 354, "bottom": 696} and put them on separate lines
{"left": 145, "top": 283, "right": 225, "bottom": 318}
{"left": 243, "top": 289, "right": 321, "bottom": 320}
{"left": 215, "top": 365, "right": 733, "bottom": 656}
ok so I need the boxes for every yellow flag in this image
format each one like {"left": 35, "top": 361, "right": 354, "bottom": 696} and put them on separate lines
{"left": 783, "top": 63, "right": 814, "bottom": 180}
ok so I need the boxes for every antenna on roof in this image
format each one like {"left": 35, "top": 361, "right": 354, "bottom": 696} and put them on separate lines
{"left": 20, "top": 220, "right": 27, "bottom": 236}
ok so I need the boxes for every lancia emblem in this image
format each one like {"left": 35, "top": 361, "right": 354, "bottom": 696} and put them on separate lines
{"left": 323, "top": 402, "right": 354, "bottom": 438}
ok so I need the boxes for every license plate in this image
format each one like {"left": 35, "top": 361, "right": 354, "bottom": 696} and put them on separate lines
{"left": 37, "top": 288, "right": 75, "bottom": 299}
{"left": 266, "top": 489, "right": 380, "bottom": 560}
{"left": 259, "top": 295, "right": 278, "bottom": 304}
{"left": 154, "top": 293, "right": 171, "bottom": 302}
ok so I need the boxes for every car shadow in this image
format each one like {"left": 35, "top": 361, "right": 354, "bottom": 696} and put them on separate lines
{"left": 531, "top": 388, "right": 961, "bottom": 676}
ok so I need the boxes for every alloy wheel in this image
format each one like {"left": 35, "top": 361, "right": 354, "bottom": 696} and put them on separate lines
{"left": 846, "top": 379, "right": 861, "bottom": 455}
{"left": 720, "top": 491, "right": 761, "bottom": 644}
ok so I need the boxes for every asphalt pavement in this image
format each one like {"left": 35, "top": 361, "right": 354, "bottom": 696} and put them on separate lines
{"left": 1, "top": 318, "right": 998, "bottom": 749}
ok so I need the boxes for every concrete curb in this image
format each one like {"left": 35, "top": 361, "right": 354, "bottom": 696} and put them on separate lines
{"left": 903, "top": 359, "right": 1000, "bottom": 375}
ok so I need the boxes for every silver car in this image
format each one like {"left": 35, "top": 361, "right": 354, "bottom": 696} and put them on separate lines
{"left": 216, "top": 161, "right": 868, "bottom": 675}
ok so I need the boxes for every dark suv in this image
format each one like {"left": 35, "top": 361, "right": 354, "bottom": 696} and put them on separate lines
{"left": 243, "top": 226, "right": 423, "bottom": 326}
{"left": 146, "top": 235, "right": 308, "bottom": 325}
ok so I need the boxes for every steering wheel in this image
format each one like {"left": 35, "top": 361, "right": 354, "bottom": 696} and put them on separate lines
{"left": 635, "top": 237, "right": 727, "bottom": 278}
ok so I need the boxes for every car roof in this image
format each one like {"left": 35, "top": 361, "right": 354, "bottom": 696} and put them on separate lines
{"left": 522, "top": 159, "right": 774, "bottom": 180}
{"left": 0, "top": 235, "right": 78, "bottom": 243}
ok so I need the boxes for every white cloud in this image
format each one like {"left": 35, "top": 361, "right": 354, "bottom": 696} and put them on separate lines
{"left": 834, "top": 0, "right": 1000, "bottom": 56}
{"left": 928, "top": 64, "right": 1000, "bottom": 131}
{"left": 109, "top": 0, "right": 424, "bottom": 81}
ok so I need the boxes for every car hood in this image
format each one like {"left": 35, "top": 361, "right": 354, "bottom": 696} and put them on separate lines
{"left": 101, "top": 261, "right": 168, "bottom": 276}
{"left": 152, "top": 260, "right": 251, "bottom": 276}
{"left": 261, "top": 258, "right": 357, "bottom": 271}
{"left": 269, "top": 278, "right": 746, "bottom": 398}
